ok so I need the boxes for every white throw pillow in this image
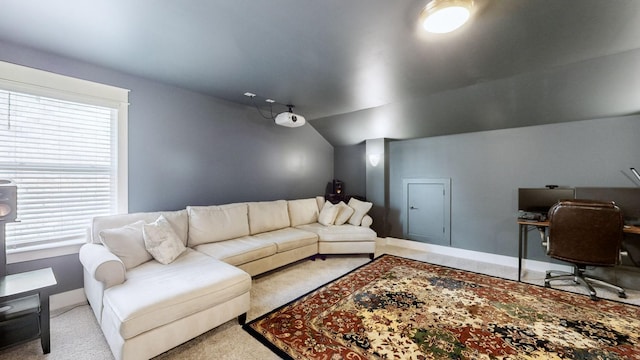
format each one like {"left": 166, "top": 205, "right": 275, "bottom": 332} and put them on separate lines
{"left": 334, "top": 201, "right": 355, "bottom": 225}
{"left": 347, "top": 198, "right": 373, "bottom": 226}
{"left": 143, "top": 215, "right": 186, "bottom": 265}
{"left": 99, "top": 220, "right": 152, "bottom": 270}
{"left": 318, "top": 201, "right": 339, "bottom": 226}
{"left": 91, "top": 210, "right": 189, "bottom": 245}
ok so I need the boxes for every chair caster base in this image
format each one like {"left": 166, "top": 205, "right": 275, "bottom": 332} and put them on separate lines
{"left": 545, "top": 267, "right": 627, "bottom": 301}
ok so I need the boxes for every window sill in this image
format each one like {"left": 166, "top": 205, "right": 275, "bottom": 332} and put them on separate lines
{"left": 6, "top": 240, "right": 85, "bottom": 264}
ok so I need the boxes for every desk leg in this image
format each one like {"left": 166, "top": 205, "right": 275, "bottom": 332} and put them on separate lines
{"left": 40, "top": 292, "right": 50, "bottom": 354}
{"left": 518, "top": 224, "right": 527, "bottom": 282}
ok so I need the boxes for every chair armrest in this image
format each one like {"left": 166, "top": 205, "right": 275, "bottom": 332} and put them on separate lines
{"left": 79, "top": 243, "right": 126, "bottom": 289}
{"left": 361, "top": 215, "right": 373, "bottom": 228}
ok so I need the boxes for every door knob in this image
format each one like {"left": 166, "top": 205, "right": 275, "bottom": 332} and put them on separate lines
{"left": 410, "top": 206, "right": 418, "bottom": 210}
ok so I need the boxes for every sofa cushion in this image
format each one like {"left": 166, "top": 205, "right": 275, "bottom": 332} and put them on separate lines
{"left": 296, "top": 223, "right": 377, "bottom": 242}
{"left": 187, "top": 204, "right": 250, "bottom": 246}
{"left": 143, "top": 215, "right": 186, "bottom": 265}
{"left": 347, "top": 198, "right": 373, "bottom": 226}
{"left": 334, "top": 201, "right": 355, "bottom": 225}
{"left": 288, "top": 198, "right": 319, "bottom": 226}
{"left": 102, "top": 249, "right": 251, "bottom": 340}
{"left": 318, "top": 201, "right": 339, "bottom": 226}
{"left": 194, "top": 236, "right": 277, "bottom": 266}
{"left": 92, "top": 210, "right": 189, "bottom": 245}
{"left": 248, "top": 200, "right": 290, "bottom": 235}
{"left": 99, "top": 220, "right": 152, "bottom": 270}
{"left": 252, "top": 227, "right": 318, "bottom": 253}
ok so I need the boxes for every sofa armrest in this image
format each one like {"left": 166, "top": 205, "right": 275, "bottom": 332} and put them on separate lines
{"left": 79, "top": 243, "right": 126, "bottom": 289}
{"left": 361, "top": 215, "right": 373, "bottom": 228}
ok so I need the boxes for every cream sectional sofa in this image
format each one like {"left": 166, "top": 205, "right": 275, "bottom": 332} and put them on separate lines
{"left": 79, "top": 196, "right": 376, "bottom": 360}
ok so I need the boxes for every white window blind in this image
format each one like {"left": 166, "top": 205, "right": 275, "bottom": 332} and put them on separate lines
{"left": 0, "top": 90, "right": 116, "bottom": 250}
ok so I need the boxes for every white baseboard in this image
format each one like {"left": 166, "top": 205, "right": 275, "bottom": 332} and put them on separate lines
{"left": 383, "top": 237, "right": 571, "bottom": 274}
{"left": 50, "top": 288, "right": 87, "bottom": 311}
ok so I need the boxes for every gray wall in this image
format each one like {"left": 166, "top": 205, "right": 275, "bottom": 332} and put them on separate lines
{"left": 127, "top": 80, "right": 333, "bottom": 211}
{"left": 388, "top": 116, "right": 640, "bottom": 261}
{"left": 333, "top": 144, "right": 366, "bottom": 198}
{"left": 1, "top": 40, "right": 333, "bottom": 293}
{"left": 365, "top": 139, "right": 389, "bottom": 237}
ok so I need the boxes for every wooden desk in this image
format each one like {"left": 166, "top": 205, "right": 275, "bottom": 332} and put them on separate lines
{"left": 0, "top": 268, "right": 57, "bottom": 353}
{"left": 624, "top": 224, "right": 640, "bottom": 235}
{"left": 517, "top": 220, "right": 640, "bottom": 281}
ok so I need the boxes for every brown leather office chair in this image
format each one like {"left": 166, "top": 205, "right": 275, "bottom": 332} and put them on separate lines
{"left": 544, "top": 199, "right": 626, "bottom": 300}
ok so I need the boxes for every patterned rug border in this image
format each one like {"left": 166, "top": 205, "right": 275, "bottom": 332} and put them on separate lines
{"left": 243, "top": 255, "right": 387, "bottom": 360}
{"left": 242, "top": 254, "right": 639, "bottom": 359}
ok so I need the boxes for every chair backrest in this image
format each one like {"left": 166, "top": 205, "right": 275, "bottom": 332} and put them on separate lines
{"left": 547, "top": 199, "right": 623, "bottom": 266}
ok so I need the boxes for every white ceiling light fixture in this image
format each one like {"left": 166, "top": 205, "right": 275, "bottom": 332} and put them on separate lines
{"left": 244, "top": 92, "right": 306, "bottom": 128}
{"left": 420, "top": 0, "right": 474, "bottom": 34}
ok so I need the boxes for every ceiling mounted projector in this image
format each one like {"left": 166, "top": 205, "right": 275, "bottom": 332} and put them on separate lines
{"left": 275, "top": 107, "right": 306, "bottom": 128}
{"left": 244, "top": 92, "right": 306, "bottom": 128}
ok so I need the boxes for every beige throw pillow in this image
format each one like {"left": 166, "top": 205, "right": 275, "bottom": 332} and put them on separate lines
{"left": 143, "top": 215, "right": 186, "bottom": 265}
{"left": 99, "top": 220, "right": 152, "bottom": 270}
{"left": 334, "top": 201, "right": 355, "bottom": 225}
{"left": 347, "top": 198, "right": 373, "bottom": 226}
{"left": 318, "top": 201, "right": 339, "bottom": 226}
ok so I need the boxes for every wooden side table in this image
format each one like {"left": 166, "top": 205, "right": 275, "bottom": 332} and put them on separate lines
{"left": 0, "top": 267, "right": 57, "bottom": 353}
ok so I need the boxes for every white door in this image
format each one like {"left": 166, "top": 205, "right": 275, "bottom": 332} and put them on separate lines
{"left": 403, "top": 179, "right": 451, "bottom": 246}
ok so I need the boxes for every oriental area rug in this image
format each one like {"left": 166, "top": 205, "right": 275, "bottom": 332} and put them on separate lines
{"left": 243, "top": 254, "right": 640, "bottom": 360}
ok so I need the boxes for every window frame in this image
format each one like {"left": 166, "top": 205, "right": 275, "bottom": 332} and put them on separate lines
{"left": 0, "top": 61, "right": 129, "bottom": 263}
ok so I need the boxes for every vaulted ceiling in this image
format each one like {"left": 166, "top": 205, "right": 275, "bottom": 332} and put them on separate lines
{"left": 1, "top": 0, "right": 640, "bottom": 145}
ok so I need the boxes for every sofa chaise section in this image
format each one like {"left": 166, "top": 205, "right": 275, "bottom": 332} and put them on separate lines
{"left": 100, "top": 250, "right": 250, "bottom": 360}
{"left": 80, "top": 210, "right": 251, "bottom": 360}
